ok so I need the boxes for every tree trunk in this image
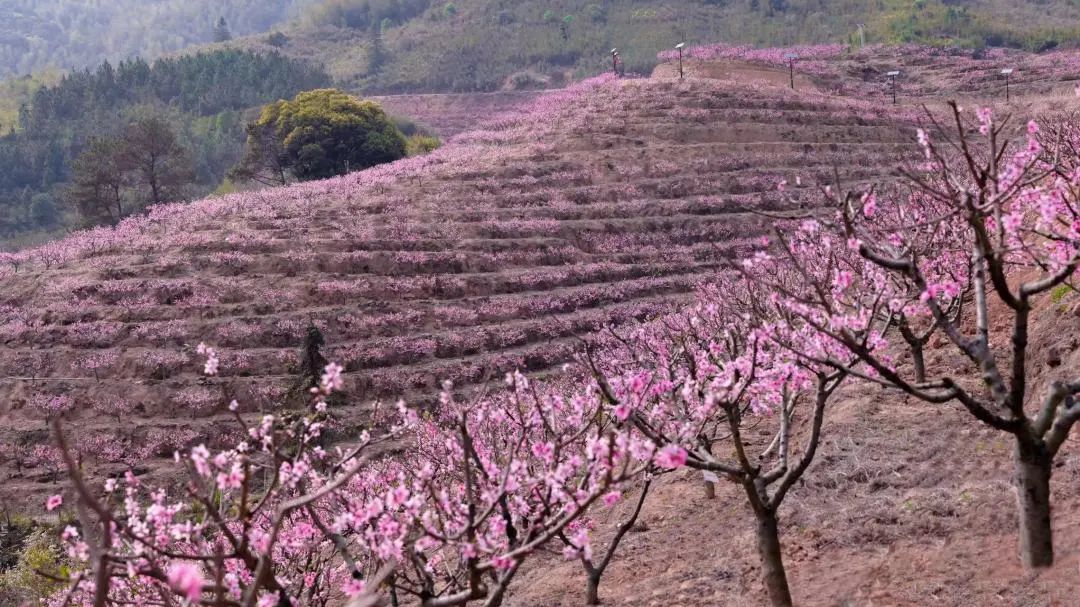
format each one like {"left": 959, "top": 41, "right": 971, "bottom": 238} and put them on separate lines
{"left": 1014, "top": 440, "right": 1054, "bottom": 568}
{"left": 910, "top": 343, "right": 926, "bottom": 384}
{"left": 585, "top": 571, "right": 601, "bottom": 605}
{"left": 756, "top": 510, "right": 793, "bottom": 607}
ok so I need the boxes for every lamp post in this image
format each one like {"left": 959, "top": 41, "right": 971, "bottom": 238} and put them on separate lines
{"left": 1001, "top": 67, "right": 1014, "bottom": 101}
{"left": 675, "top": 42, "right": 685, "bottom": 80}
{"left": 784, "top": 53, "right": 798, "bottom": 89}
{"left": 887, "top": 70, "right": 900, "bottom": 104}
{"left": 611, "top": 48, "right": 619, "bottom": 77}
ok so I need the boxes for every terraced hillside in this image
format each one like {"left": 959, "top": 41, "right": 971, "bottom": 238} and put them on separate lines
{"left": 0, "top": 72, "right": 918, "bottom": 505}
{"left": 662, "top": 43, "right": 1080, "bottom": 104}
{"left": 372, "top": 90, "right": 546, "bottom": 138}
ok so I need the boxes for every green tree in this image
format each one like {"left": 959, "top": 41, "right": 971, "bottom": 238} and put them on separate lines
{"left": 370, "top": 25, "right": 388, "bottom": 73}
{"left": 120, "top": 116, "right": 196, "bottom": 206}
{"left": 66, "top": 137, "right": 128, "bottom": 223}
{"left": 234, "top": 89, "right": 406, "bottom": 183}
{"left": 29, "top": 193, "right": 59, "bottom": 227}
{"left": 405, "top": 133, "right": 441, "bottom": 156}
{"left": 213, "top": 17, "right": 233, "bottom": 42}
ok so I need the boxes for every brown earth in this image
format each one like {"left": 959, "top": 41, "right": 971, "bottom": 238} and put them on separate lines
{"left": 652, "top": 60, "right": 822, "bottom": 93}
{"left": 510, "top": 295, "right": 1080, "bottom": 606}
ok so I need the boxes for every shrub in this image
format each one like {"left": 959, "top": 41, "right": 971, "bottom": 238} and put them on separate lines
{"left": 0, "top": 528, "right": 66, "bottom": 604}
{"left": 405, "top": 133, "right": 441, "bottom": 156}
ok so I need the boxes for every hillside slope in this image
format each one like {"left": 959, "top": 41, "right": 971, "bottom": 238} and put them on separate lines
{"left": 0, "top": 70, "right": 917, "bottom": 505}
{"left": 659, "top": 43, "right": 1080, "bottom": 102}
{"left": 227, "top": 0, "right": 1080, "bottom": 94}
{"left": 499, "top": 49, "right": 1080, "bottom": 606}
{"left": 0, "top": 0, "right": 317, "bottom": 78}
{"left": 510, "top": 271, "right": 1080, "bottom": 606}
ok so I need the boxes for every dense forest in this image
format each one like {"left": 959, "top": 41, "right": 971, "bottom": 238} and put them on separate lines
{"left": 0, "top": 0, "right": 318, "bottom": 78}
{"left": 0, "top": 49, "right": 330, "bottom": 244}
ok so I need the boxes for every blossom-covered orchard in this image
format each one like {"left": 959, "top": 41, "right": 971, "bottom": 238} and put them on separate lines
{"left": 44, "top": 104, "right": 1080, "bottom": 605}
{"left": 371, "top": 90, "right": 547, "bottom": 139}
{"left": 15, "top": 46, "right": 1080, "bottom": 606}
{"left": 0, "top": 73, "right": 917, "bottom": 506}
{"left": 659, "top": 42, "right": 1080, "bottom": 101}
{"left": 747, "top": 105, "right": 1080, "bottom": 571}
{"left": 44, "top": 351, "right": 659, "bottom": 607}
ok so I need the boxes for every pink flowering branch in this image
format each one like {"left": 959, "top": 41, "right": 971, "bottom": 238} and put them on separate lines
{"left": 579, "top": 269, "right": 852, "bottom": 607}
{"left": 764, "top": 102, "right": 1080, "bottom": 570}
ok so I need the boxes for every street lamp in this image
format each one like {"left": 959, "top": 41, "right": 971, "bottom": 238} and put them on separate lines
{"left": 675, "top": 42, "right": 685, "bottom": 80}
{"left": 611, "top": 48, "right": 619, "bottom": 77}
{"left": 1001, "top": 68, "right": 1014, "bottom": 101}
{"left": 784, "top": 53, "right": 799, "bottom": 89}
{"left": 886, "top": 70, "right": 900, "bottom": 104}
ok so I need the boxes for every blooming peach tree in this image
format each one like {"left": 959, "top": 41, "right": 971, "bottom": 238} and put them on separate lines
{"left": 44, "top": 346, "right": 648, "bottom": 607}
{"left": 767, "top": 103, "right": 1080, "bottom": 568}
{"left": 582, "top": 272, "right": 853, "bottom": 607}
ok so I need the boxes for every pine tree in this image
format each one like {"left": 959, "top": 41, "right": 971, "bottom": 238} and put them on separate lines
{"left": 369, "top": 26, "right": 387, "bottom": 74}
{"left": 213, "top": 17, "right": 232, "bottom": 43}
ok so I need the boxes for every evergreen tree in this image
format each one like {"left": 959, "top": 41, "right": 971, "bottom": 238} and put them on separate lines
{"left": 120, "top": 116, "right": 196, "bottom": 206}
{"left": 213, "top": 17, "right": 233, "bottom": 42}
{"left": 67, "top": 138, "right": 128, "bottom": 223}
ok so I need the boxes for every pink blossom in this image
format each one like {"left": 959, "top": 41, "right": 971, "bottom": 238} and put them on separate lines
{"left": 196, "top": 343, "right": 219, "bottom": 376}
{"left": 45, "top": 494, "right": 63, "bottom": 511}
{"left": 320, "top": 362, "right": 344, "bottom": 394}
{"left": 862, "top": 192, "right": 877, "bottom": 218}
{"left": 612, "top": 403, "right": 631, "bottom": 421}
{"left": 167, "top": 563, "right": 203, "bottom": 602}
{"left": 342, "top": 579, "right": 366, "bottom": 598}
{"left": 976, "top": 107, "right": 993, "bottom": 135}
{"left": 653, "top": 445, "right": 688, "bottom": 469}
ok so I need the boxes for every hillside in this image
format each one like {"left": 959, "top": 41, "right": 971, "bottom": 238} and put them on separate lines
{"left": 0, "top": 66, "right": 919, "bottom": 506}
{"left": 0, "top": 0, "right": 317, "bottom": 78}
{"left": 372, "top": 90, "right": 547, "bottom": 138}
{"left": 224, "top": 0, "right": 1080, "bottom": 94}
{"left": 0, "top": 50, "right": 332, "bottom": 248}
{"left": 660, "top": 42, "right": 1080, "bottom": 101}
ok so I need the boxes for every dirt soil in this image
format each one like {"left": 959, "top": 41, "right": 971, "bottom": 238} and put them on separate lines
{"left": 508, "top": 296, "right": 1080, "bottom": 606}
{"left": 652, "top": 60, "right": 821, "bottom": 93}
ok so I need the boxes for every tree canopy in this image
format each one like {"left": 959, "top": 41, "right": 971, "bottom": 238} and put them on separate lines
{"left": 0, "top": 0, "right": 318, "bottom": 78}
{"left": 233, "top": 89, "right": 406, "bottom": 183}
{"left": 0, "top": 49, "right": 330, "bottom": 242}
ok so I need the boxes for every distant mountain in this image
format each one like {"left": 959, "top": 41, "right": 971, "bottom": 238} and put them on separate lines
{"left": 227, "top": 0, "right": 1080, "bottom": 94}
{"left": 0, "top": 0, "right": 319, "bottom": 78}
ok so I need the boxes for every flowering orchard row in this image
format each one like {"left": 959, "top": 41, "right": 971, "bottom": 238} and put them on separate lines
{"left": 0, "top": 73, "right": 915, "bottom": 502}
{"left": 659, "top": 41, "right": 1080, "bottom": 100}
{"left": 35, "top": 101, "right": 1080, "bottom": 607}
